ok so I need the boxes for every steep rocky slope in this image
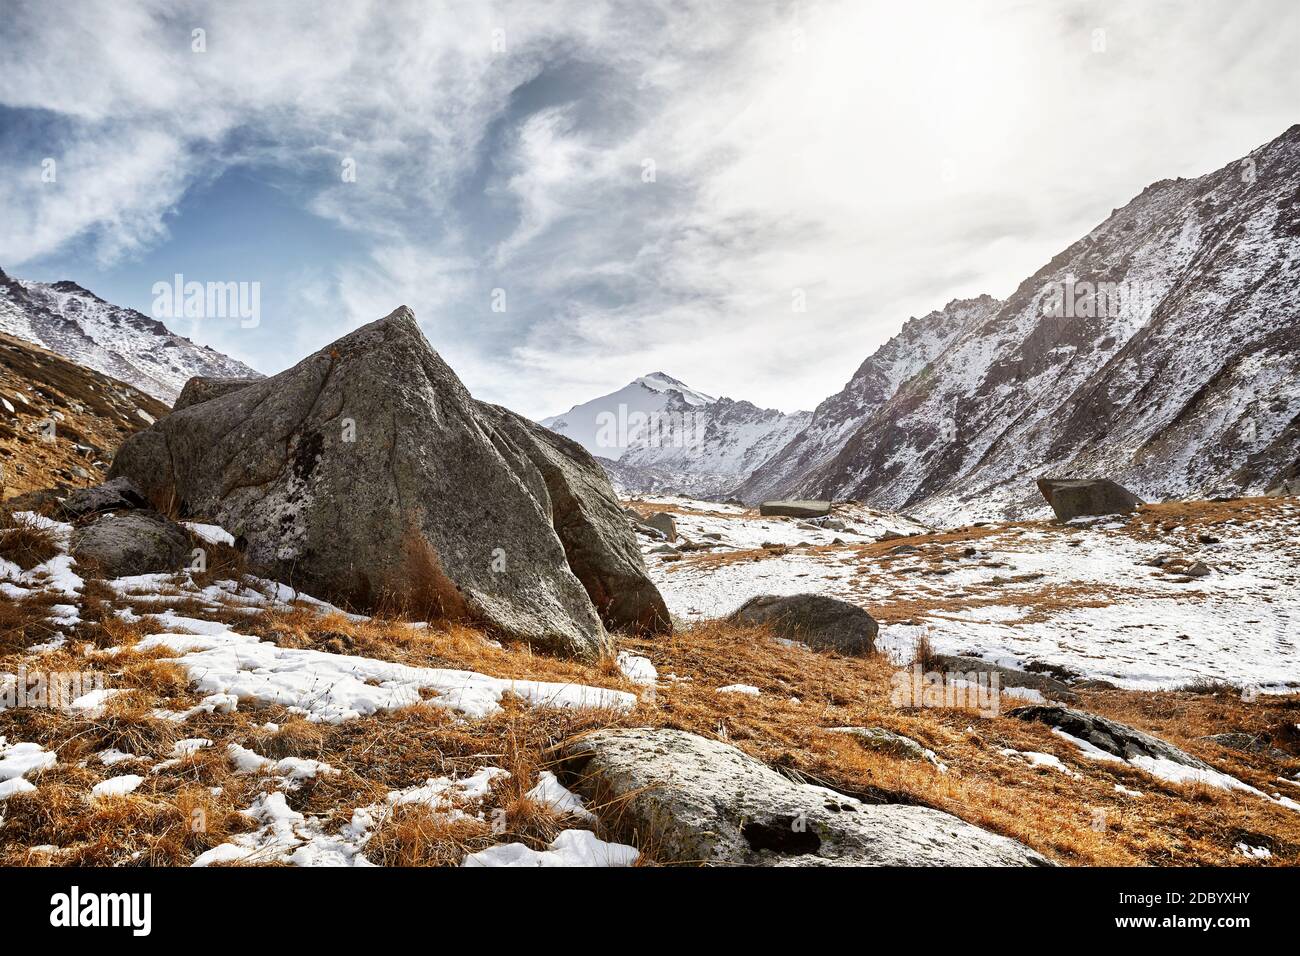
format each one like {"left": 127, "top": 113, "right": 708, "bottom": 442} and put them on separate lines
{"left": 740, "top": 125, "right": 1300, "bottom": 523}
{"left": 735, "top": 296, "right": 1001, "bottom": 503}
{"left": 0, "top": 268, "right": 260, "bottom": 403}
{"left": 0, "top": 332, "right": 168, "bottom": 500}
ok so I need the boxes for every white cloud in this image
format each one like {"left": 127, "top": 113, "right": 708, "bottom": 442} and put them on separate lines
{"left": 1, "top": 0, "right": 1297, "bottom": 417}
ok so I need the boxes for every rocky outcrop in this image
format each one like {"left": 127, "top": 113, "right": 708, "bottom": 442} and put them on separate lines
{"left": 70, "top": 511, "right": 191, "bottom": 577}
{"left": 108, "top": 307, "right": 668, "bottom": 658}
{"left": 557, "top": 728, "right": 1051, "bottom": 866}
{"left": 1036, "top": 478, "right": 1143, "bottom": 522}
{"left": 929, "top": 654, "right": 1078, "bottom": 702}
{"left": 726, "top": 593, "right": 877, "bottom": 655}
{"left": 1008, "top": 705, "right": 1213, "bottom": 769}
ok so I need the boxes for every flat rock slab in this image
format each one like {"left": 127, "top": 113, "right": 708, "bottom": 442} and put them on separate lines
{"left": 557, "top": 728, "right": 1051, "bottom": 866}
{"left": 1008, "top": 705, "right": 1212, "bottom": 769}
{"left": 929, "top": 654, "right": 1077, "bottom": 702}
{"left": 58, "top": 476, "right": 152, "bottom": 520}
{"left": 1036, "top": 478, "right": 1143, "bottom": 521}
{"left": 727, "top": 593, "right": 877, "bottom": 655}
{"left": 759, "top": 499, "right": 832, "bottom": 518}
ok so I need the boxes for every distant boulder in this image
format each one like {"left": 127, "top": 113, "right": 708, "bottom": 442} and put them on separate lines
{"left": 643, "top": 512, "right": 677, "bottom": 540}
{"left": 726, "top": 593, "right": 877, "bottom": 655}
{"left": 759, "top": 499, "right": 831, "bottom": 518}
{"left": 109, "top": 307, "right": 669, "bottom": 659}
{"left": 70, "top": 511, "right": 191, "bottom": 578}
{"left": 1035, "top": 478, "right": 1143, "bottom": 521}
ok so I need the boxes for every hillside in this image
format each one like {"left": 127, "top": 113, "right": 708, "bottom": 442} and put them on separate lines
{"left": 0, "top": 268, "right": 260, "bottom": 404}
{"left": 737, "top": 126, "right": 1300, "bottom": 523}
{"left": 0, "top": 332, "right": 169, "bottom": 500}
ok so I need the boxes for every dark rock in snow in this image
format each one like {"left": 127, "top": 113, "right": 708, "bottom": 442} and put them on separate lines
{"left": 1008, "top": 705, "right": 1213, "bottom": 770}
{"left": 726, "top": 593, "right": 877, "bottom": 655}
{"left": 643, "top": 512, "right": 677, "bottom": 540}
{"left": 1035, "top": 478, "right": 1144, "bottom": 522}
{"left": 759, "top": 499, "right": 831, "bottom": 518}
{"left": 928, "top": 654, "right": 1078, "bottom": 702}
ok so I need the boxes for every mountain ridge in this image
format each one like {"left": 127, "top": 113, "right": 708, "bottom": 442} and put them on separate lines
{"left": 0, "top": 267, "right": 261, "bottom": 404}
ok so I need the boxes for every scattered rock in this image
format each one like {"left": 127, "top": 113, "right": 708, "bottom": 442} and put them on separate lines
{"left": 556, "top": 728, "right": 1051, "bottom": 866}
{"left": 1036, "top": 478, "right": 1144, "bottom": 522}
{"left": 70, "top": 511, "right": 191, "bottom": 577}
{"left": 643, "top": 512, "right": 677, "bottom": 540}
{"left": 726, "top": 593, "right": 877, "bottom": 655}
{"left": 58, "top": 476, "right": 151, "bottom": 520}
{"left": 827, "top": 727, "right": 937, "bottom": 763}
{"left": 648, "top": 544, "right": 680, "bottom": 555}
{"left": 1008, "top": 705, "right": 1213, "bottom": 770}
{"left": 1200, "top": 733, "right": 1289, "bottom": 760}
{"left": 759, "top": 499, "right": 831, "bottom": 518}
{"left": 928, "top": 655, "right": 1078, "bottom": 702}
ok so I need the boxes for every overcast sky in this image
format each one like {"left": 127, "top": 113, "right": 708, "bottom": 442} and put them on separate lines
{"left": 1, "top": 0, "right": 1297, "bottom": 417}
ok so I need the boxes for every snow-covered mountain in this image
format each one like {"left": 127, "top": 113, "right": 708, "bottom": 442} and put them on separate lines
{"left": 735, "top": 295, "right": 1002, "bottom": 504}
{"left": 0, "top": 268, "right": 260, "bottom": 404}
{"left": 738, "top": 124, "right": 1300, "bottom": 523}
{"left": 541, "top": 372, "right": 809, "bottom": 499}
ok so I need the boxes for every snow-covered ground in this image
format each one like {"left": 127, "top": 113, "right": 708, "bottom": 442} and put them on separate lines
{"left": 641, "top": 496, "right": 1300, "bottom": 692}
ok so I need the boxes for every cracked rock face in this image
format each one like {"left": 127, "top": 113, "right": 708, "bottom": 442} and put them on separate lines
{"left": 108, "top": 307, "right": 669, "bottom": 658}
{"left": 557, "top": 727, "right": 1052, "bottom": 866}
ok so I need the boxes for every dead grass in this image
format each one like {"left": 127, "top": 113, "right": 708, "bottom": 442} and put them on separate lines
{"left": 0, "top": 508, "right": 60, "bottom": 569}
{"left": 3, "top": 547, "right": 1298, "bottom": 866}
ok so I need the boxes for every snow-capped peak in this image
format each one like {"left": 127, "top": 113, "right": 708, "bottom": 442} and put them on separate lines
{"left": 633, "top": 372, "right": 716, "bottom": 405}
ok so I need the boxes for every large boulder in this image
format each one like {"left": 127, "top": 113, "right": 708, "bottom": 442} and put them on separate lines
{"left": 108, "top": 307, "right": 669, "bottom": 659}
{"left": 726, "top": 593, "right": 877, "bottom": 655}
{"left": 759, "top": 499, "right": 831, "bottom": 518}
{"left": 1008, "top": 705, "right": 1213, "bottom": 770}
{"left": 556, "top": 728, "right": 1051, "bottom": 866}
{"left": 1035, "top": 478, "right": 1143, "bottom": 521}
{"left": 70, "top": 511, "right": 191, "bottom": 577}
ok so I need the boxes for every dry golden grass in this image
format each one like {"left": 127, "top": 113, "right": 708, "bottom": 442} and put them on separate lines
{"left": 0, "top": 508, "right": 60, "bottom": 570}
{"left": 3, "top": 498, "right": 1298, "bottom": 867}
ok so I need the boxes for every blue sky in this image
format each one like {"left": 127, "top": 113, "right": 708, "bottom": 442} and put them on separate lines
{"left": 1, "top": 0, "right": 1298, "bottom": 418}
